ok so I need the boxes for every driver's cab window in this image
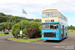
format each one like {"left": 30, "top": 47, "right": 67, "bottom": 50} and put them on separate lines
{"left": 50, "top": 24, "right": 58, "bottom": 29}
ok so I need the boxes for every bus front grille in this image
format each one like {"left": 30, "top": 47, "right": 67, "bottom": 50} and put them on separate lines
{"left": 44, "top": 32, "right": 56, "bottom": 37}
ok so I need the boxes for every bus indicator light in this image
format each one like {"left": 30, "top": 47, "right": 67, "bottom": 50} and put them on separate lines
{"left": 57, "top": 33, "right": 58, "bottom": 34}
{"left": 57, "top": 33, "right": 58, "bottom": 37}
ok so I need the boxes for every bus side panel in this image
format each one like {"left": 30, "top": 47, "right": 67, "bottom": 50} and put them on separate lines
{"left": 59, "top": 23, "right": 62, "bottom": 40}
{"left": 60, "top": 23, "right": 68, "bottom": 40}
{"left": 64, "top": 24, "right": 68, "bottom": 38}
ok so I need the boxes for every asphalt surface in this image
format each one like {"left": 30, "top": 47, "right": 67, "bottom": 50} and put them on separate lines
{"left": 0, "top": 34, "right": 75, "bottom": 50}
{"left": 0, "top": 35, "right": 13, "bottom": 40}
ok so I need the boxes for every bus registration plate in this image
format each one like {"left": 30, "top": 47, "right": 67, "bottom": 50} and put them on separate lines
{"left": 48, "top": 38, "right": 51, "bottom": 39}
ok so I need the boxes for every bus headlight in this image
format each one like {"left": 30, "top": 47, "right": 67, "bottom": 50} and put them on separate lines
{"left": 42, "top": 33, "right": 43, "bottom": 37}
{"left": 42, "top": 35, "right": 43, "bottom": 37}
{"left": 57, "top": 35, "right": 58, "bottom": 37}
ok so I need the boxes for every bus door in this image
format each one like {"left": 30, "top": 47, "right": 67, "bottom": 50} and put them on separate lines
{"left": 62, "top": 25, "right": 64, "bottom": 38}
{"left": 61, "top": 25, "right": 64, "bottom": 39}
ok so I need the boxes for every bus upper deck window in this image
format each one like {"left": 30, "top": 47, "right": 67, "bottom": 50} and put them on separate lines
{"left": 42, "top": 12, "right": 49, "bottom": 17}
{"left": 50, "top": 11, "right": 58, "bottom": 17}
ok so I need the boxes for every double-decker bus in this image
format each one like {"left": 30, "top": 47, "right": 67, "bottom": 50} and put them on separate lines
{"left": 41, "top": 9, "right": 68, "bottom": 41}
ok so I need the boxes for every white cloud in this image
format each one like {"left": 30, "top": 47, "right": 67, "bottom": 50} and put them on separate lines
{"left": 0, "top": 0, "right": 75, "bottom": 23}
{"left": 25, "top": 14, "right": 40, "bottom": 19}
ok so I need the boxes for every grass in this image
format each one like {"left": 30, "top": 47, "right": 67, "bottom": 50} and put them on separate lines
{"left": 68, "top": 30, "right": 75, "bottom": 34}
{"left": 0, "top": 31, "right": 10, "bottom": 36}
{"left": 8, "top": 38, "right": 41, "bottom": 42}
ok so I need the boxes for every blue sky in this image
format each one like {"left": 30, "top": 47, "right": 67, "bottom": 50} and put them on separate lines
{"left": 0, "top": 0, "right": 75, "bottom": 26}
{"left": 62, "top": 12, "right": 75, "bottom": 26}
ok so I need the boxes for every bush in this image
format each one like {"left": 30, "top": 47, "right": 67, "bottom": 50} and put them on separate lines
{"left": 11, "top": 24, "right": 20, "bottom": 37}
{"left": 22, "top": 28, "right": 27, "bottom": 37}
{"left": 39, "top": 26, "right": 41, "bottom": 35}
{"left": 23, "top": 37, "right": 27, "bottom": 40}
{"left": 14, "top": 28, "right": 20, "bottom": 38}
{"left": 27, "top": 27, "right": 37, "bottom": 39}
{"left": 31, "top": 23, "right": 40, "bottom": 36}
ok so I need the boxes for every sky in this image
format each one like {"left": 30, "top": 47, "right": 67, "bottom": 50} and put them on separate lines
{"left": 0, "top": 0, "right": 75, "bottom": 26}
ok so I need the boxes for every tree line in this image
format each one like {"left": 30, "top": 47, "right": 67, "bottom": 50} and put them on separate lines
{"left": 0, "top": 12, "right": 41, "bottom": 31}
{"left": 68, "top": 25, "right": 75, "bottom": 30}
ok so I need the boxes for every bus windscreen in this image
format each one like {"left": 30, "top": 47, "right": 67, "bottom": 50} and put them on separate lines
{"left": 42, "top": 24, "right": 59, "bottom": 29}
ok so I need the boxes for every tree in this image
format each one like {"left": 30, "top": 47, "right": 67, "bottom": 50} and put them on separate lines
{"left": 31, "top": 23, "right": 39, "bottom": 31}
{"left": 14, "top": 28, "right": 20, "bottom": 38}
{"left": 22, "top": 28, "right": 27, "bottom": 37}
{"left": 0, "top": 23, "right": 4, "bottom": 31}
{"left": 68, "top": 25, "right": 75, "bottom": 30}
{"left": 11, "top": 24, "right": 20, "bottom": 37}
{"left": 0, "top": 12, "right": 6, "bottom": 16}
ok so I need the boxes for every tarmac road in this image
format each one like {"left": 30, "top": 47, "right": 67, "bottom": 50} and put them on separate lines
{"left": 0, "top": 34, "right": 75, "bottom": 50}
{"left": 0, "top": 35, "right": 13, "bottom": 40}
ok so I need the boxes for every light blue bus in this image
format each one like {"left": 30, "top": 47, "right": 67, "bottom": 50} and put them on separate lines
{"left": 41, "top": 9, "right": 68, "bottom": 41}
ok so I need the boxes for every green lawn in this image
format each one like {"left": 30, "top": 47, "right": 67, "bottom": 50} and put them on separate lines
{"left": 0, "top": 32, "right": 10, "bottom": 36}
{"left": 8, "top": 38, "right": 41, "bottom": 42}
{"left": 68, "top": 30, "right": 75, "bottom": 34}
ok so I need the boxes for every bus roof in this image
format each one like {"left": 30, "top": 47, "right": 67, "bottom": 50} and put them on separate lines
{"left": 42, "top": 9, "right": 58, "bottom": 12}
{"left": 42, "top": 9, "right": 67, "bottom": 19}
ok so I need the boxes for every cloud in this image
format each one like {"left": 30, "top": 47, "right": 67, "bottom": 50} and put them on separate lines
{"left": 0, "top": 0, "right": 75, "bottom": 26}
{"left": 25, "top": 14, "right": 40, "bottom": 19}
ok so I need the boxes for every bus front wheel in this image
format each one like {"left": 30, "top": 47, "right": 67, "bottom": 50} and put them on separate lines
{"left": 46, "top": 40, "right": 49, "bottom": 41}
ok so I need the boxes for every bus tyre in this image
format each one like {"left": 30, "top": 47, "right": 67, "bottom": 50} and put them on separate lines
{"left": 46, "top": 40, "right": 49, "bottom": 41}
{"left": 61, "top": 34, "right": 63, "bottom": 40}
{"left": 66, "top": 33, "right": 67, "bottom": 37}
